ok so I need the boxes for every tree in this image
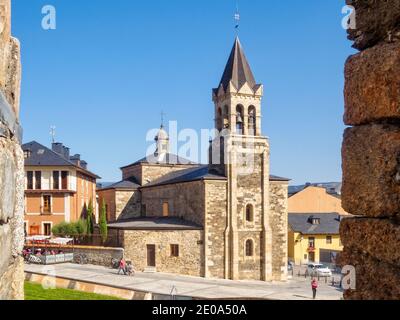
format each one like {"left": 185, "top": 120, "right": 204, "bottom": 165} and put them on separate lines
{"left": 99, "top": 199, "right": 108, "bottom": 244}
{"left": 86, "top": 200, "right": 94, "bottom": 235}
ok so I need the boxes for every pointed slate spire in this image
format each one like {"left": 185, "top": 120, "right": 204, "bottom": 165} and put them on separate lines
{"left": 218, "top": 37, "right": 257, "bottom": 91}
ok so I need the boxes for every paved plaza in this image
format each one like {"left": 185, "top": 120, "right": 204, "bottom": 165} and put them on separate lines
{"left": 25, "top": 263, "right": 343, "bottom": 300}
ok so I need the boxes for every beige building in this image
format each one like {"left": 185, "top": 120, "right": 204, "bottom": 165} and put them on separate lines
{"left": 100, "top": 37, "right": 289, "bottom": 281}
{"left": 289, "top": 185, "right": 349, "bottom": 215}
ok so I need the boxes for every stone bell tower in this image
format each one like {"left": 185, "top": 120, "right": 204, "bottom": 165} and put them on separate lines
{"left": 210, "top": 37, "right": 273, "bottom": 281}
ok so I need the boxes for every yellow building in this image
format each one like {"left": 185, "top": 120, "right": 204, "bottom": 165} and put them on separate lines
{"left": 288, "top": 213, "right": 343, "bottom": 265}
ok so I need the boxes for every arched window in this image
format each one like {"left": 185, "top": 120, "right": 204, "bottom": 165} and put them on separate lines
{"left": 236, "top": 105, "right": 244, "bottom": 135}
{"left": 245, "top": 204, "right": 254, "bottom": 222}
{"left": 223, "top": 105, "right": 229, "bottom": 129}
{"left": 217, "top": 107, "right": 223, "bottom": 131}
{"left": 245, "top": 239, "right": 254, "bottom": 257}
{"left": 248, "top": 106, "right": 256, "bottom": 135}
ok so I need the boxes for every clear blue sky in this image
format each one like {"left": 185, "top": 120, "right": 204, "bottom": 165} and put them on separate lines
{"left": 12, "top": 0, "right": 354, "bottom": 185}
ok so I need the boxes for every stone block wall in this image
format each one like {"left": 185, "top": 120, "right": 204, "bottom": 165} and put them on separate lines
{"left": 122, "top": 229, "right": 204, "bottom": 277}
{"left": 0, "top": 0, "right": 24, "bottom": 300}
{"left": 340, "top": 0, "right": 400, "bottom": 300}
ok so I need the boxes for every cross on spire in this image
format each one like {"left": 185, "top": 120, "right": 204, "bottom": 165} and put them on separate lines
{"left": 234, "top": 0, "right": 240, "bottom": 32}
{"left": 160, "top": 110, "right": 166, "bottom": 128}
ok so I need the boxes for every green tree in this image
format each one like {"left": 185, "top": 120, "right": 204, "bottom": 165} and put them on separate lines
{"left": 86, "top": 200, "right": 94, "bottom": 235}
{"left": 99, "top": 199, "right": 108, "bottom": 243}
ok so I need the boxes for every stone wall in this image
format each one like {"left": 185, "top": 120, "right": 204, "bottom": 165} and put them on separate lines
{"left": 340, "top": 0, "right": 400, "bottom": 300}
{"left": 0, "top": 0, "right": 24, "bottom": 300}
{"left": 269, "top": 181, "right": 288, "bottom": 281}
{"left": 122, "top": 229, "right": 204, "bottom": 277}
{"left": 141, "top": 181, "right": 205, "bottom": 226}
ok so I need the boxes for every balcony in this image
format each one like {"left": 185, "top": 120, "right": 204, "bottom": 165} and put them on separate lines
{"left": 40, "top": 205, "right": 52, "bottom": 215}
{"left": 307, "top": 245, "right": 316, "bottom": 253}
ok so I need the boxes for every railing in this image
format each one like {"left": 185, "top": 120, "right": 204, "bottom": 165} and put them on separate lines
{"left": 40, "top": 205, "right": 52, "bottom": 215}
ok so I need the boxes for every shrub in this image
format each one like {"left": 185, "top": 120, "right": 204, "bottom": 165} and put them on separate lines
{"left": 99, "top": 199, "right": 108, "bottom": 243}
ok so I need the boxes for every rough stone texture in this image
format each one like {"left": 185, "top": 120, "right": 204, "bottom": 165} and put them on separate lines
{"left": 141, "top": 181, "right": 205, "bottom": 226}
{"left": 270, "top": 182, "right": 288, "bottom": 281}
{"left": 346, "top": 0, "right": 400, "bottom": 51}
{"left": 342, "top": 124, "right": 400, "bottom": 217}
{"left": 339, "top": 247, "right": 400, "bottom": 300}
{"left": 341, "top": 0, "right": 400, "bottom": 300}
{"left": 122, "top": 230, "right": 203, "bottom": 277}
{"left": 0, "top": 0, "right": 23, "bottom": 300}
{"left": 344, "top": 42, "right": 400, "bottom": 126}
{"left": 341, "top": 217, "right": 400, "bottom": 266}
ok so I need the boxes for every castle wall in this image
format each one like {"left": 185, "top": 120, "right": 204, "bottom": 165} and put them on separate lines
{"left": 340, "top": 0, "right": 400, "bottom": 299}
{"left": 0, "top": 0, "right": 24, "bottom": 300}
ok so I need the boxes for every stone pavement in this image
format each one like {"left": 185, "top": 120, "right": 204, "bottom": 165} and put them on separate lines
{"left": 25, "top": 263, "right": 343, "bottom": 300}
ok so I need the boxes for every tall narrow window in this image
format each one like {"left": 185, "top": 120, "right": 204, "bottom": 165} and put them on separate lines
{"left": 43, "top": 223, "right": 52, "bottom": 236}
{"left": 245, "top": 204, "right": 254, "bottom": 222}
{"left": 223, "top": 105, "right": 229, "bottom": 129}
{"left": 43, "top": 195, "right": 51, "bottom": 214}
{"left": 245, "top": 240, "right": 254, "bottom": 257}
{"left": 35, "top": 171, "right": 42, "bottom": 190}
{"left": 53, "top": 171, "right": 60, "bottom": 190}
{"left": 162, "top": 202, "right": 169, "bottom": 217}
{"left": 217, "top": 107, "right": 223, "bottom": 131}
{"left": 27, "top": 171, "right": 33, "bottom": 190}
{"left": 61, "top": 171, "right": 69, "bottom": 190}
{"left": 248, "top": 106, "right": 256, "bottom": 135}
{"left": 326, "top": 236, "right": 332, "bottom": 244}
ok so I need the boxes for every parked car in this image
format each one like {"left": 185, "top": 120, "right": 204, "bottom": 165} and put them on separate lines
{"left": 307, "top": 263, "right": 332, "bottom": 277}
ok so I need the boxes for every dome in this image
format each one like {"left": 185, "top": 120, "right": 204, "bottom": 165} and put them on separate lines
{"left": 154, "top": 125, "right": 169, "bottom": 141}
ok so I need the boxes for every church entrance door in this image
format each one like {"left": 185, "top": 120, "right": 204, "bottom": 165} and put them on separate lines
{"left": 147, "top": 244, "right": 156, "bottom": 267}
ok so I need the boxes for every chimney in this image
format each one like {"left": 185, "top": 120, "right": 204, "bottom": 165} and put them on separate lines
{"left": 70, "top": 154, "right": 81, "bottom": 166}
{"left": 63, "top": 146, "right": 70, "bottom": 159}
{"left": 80, "top": 160, "right": 88, "bottom": 170}
{"left": 52, "top": 142, "right": 64, "bottom": 155}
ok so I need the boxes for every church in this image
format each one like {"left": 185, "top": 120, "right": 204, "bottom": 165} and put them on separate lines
{"left": 98, "top": 37, "right": 289, "bottom": 282}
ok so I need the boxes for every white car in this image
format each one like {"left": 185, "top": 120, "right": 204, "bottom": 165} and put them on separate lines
{"left": 307, "top": 263, "right": 332, "bottom": 277}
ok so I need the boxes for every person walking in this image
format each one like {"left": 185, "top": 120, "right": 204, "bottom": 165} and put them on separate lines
{"left": 118, "top": 258, "right": 127, "bottom": 275}
{"left": 311, "top": 278, "right": 318, "bottom": 300}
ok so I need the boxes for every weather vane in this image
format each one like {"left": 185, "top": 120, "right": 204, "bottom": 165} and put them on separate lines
{"left": 234, "top": 0, "right": 240, "bottom": 32}
{"left": 160, "top": 110, "right": 166, "bottom": 128}
{"left": 50, "top": 125, "right": 56, "bottom": 143}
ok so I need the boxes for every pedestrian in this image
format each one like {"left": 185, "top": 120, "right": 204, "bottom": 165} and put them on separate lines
{"left": 311, "top": 278, "right": 318, "bottom": 300}
{"left": 118, "top": 258, "right": 127, "bottom": 275}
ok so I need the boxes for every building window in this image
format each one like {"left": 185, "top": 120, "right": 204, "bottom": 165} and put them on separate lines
{"left": 35, "top": 171, "right": 42, "bottom": 190}
{"left": 43, "top": 223, "right": 52, "bottom": 236}
{"left": 61, "top": 171, "right": 69, "bottom": 190}
{"left": 42, "top": 195, "right": 51, "bottom": 214}
{"left": 53, "top": 171, "right": 60, "bottom": 190}
{"left": 245, "top": 204, "right": 254, "bottom": 222}
{"left": 326, "top": 236, "right": 332, "bottom": 244}
{"left": 245, "top": 240, "right": 254, "bottom": 257}
{"left": 27, "top": 171, "right": 33, "bottom": 190}
{"left": 236, "top": 105, "right": 244, "bottom": 135}
{"left": 248, "top": 106, "right": 256, "bottom": 135}
{"left": 308, "top": 237, "right": 315, "bottom": 248}
{"left": 170, "top": 244, "right": 179, "bottom": 257}
{"left": 162, "top": 202, "right": 169, "bottom": 217}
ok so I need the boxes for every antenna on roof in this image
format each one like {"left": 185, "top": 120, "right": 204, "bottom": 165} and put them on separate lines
{"left": 50, "top": 125, "right": 56, "bottom": 143}
{"left": 234, "top": 0, "right": 240, "bottom": 34}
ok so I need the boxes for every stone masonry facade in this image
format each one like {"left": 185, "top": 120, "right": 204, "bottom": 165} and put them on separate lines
{"left": 340, "top": 0, "right": 400, "bottom": 299}
{"left": 0, "top": 0, "right": 24, "bottom": 300}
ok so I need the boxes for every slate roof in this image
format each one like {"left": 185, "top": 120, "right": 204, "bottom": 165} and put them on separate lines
{"left": 289, "top": 182, "right": 342, "bottom": 197}
{"left": 288, "top": 213, "right": 343, "bottom": 235}
{"left": 141, "top": 165, "right": 226, "bottom": 188}
{"left": 98, "top": 178, "right": 141, "bottom": 191}
{"left": 217, "top": 37, "right": 259, "bottom": 92}
{"left": 121, "top": 153, "right": 197, "bottom": 169}
{"left": 22, "top": 141, "right": 100, "bottom": 179}
{"left": 108, "top": 217, "right": 203, "bottom": 231}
